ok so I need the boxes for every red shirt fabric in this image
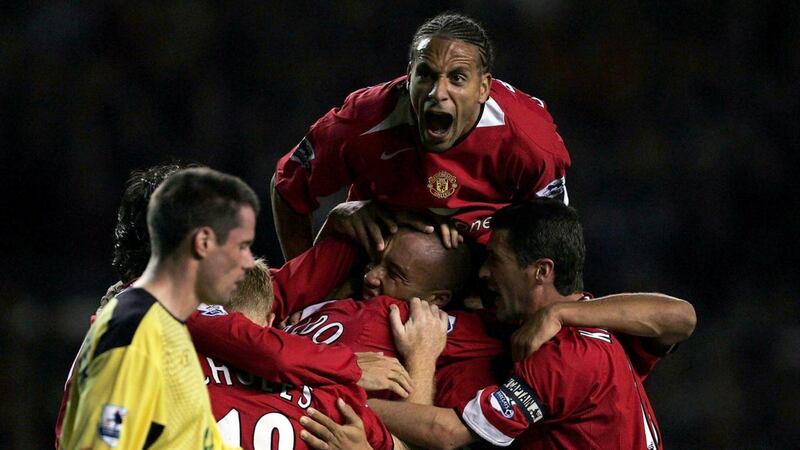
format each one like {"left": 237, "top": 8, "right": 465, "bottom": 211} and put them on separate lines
{"left": 275, "top": 76, "right": 571, "bottom": 244}
{"left": 283, "top": 295, "right": 507, "bottom": 404}
{"left": 200, "top": 354, "right": 393, "bottom": 450}
{"left": 285, "top": 295, "right": 505, "bottom": 364}
{"left": 269, "top": 237, "right": 360, "bottom": 320}
{"left": 459, "top": 327, "right": 663, "bottom": 449}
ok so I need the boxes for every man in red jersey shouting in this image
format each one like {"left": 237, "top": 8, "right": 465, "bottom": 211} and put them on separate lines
{"left": 272, "top": 12, "right": 571, "bottom": 258}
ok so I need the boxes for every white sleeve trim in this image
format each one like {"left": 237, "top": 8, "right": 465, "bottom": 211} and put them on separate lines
{"left": 461, "top": 389, "right": 515, "bottom": 447}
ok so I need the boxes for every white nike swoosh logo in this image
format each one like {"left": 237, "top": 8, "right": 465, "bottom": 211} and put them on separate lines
{"left": 380, "top": 147, "right": 415, "bottom": 160}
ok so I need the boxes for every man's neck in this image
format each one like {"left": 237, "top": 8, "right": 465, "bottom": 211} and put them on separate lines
{"left": 133, "top": 257, "right": 199, "bottom": 322}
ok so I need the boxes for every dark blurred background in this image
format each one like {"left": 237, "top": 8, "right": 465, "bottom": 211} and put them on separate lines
{"left": 1, "top": 1, "right": 797, "bottom": 448}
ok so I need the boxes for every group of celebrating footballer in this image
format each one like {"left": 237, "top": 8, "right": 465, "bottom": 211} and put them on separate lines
{"left": 57, "top": 12, "right": 695, "bottom": 450}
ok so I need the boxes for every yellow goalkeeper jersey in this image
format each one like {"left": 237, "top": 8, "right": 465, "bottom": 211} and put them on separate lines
{"left": 60, "top": 287, "right": 239, "bottom": 450}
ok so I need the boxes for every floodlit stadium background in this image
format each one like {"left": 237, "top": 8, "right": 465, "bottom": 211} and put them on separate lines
{"left": 1, "top": 1, "right": 797, "bottom": 448}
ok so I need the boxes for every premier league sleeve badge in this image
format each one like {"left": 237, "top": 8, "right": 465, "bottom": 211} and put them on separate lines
{"left": 98, "top": 403, "right": 128, "bottom": 447}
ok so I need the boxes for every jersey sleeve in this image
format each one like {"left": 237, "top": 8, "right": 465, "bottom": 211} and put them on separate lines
{"left": 434, "top": 356, "right": 504, "bottom": 410}
{"left": 274, "top": 88, "right": 371, "bottom": 215}
{"left": 60, "top": 347, "right": 166, "bottom": 449}
{"left": 270, "top": 237, "right": 362, "bottom": 320}
{"left": 187, "top": 311, "right": 361, "bottom": 387}
{"left": 458, "top": 330, "right": 594, "bottom": 447}
{"left": 502, "top": 90, "right": 571, "bottom": 205}
{"left": 617, "top": 334, "right": 665, "bottom": 381}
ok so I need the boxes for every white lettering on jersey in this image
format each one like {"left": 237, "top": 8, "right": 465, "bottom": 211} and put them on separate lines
{"left": 206, "top": 357, "right": 233, "bottom": 385}
{"left": 287, "top": 314, "right": 346, "bottom": 345}
{"left": 298, "top": 385, "right": 313, "bottom": 409}
{"left": 468, "top": 216, "right": 493, "bottom": 233}
{"left": 312, "top": 322, "right": 344, "bottom": 344}
{"left": 235, "top": 370, "right": 255, "bottom": 386}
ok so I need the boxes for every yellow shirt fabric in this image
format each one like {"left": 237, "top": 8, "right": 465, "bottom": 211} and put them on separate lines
{"left": 60, "top": 288, "right": 239, "bottom": 450}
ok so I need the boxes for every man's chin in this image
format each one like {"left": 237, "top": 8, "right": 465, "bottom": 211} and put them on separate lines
{"left": 421, "top": 139, "right": 453, "bottom": 153}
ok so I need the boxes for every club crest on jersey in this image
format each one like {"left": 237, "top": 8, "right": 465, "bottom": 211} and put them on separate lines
{"left": 290, "top": 137, "right": 315, "bottom": 170}
{"left": 490, "top": 389, "right": 516, "bottom": 419}
{"left": 427, "top": 170, "right": 458, "bottom": 199}
{"left": 98, "top": 404, "right": 127, "bottom": 447}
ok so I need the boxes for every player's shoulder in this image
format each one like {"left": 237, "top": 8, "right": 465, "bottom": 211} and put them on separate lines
{"left": 369, "top": 295, "right": 409, "bottom": 313}
{"left": 317, "top": 76, "right": 407, "bottom": 132}
{"left": 489, "top": 78, "right": 551, "bottom": 118}
{"left": 343, "top": 76, "right": 406, "bottom": 108}
{"left": 93, "top": 288, "right": 162, "bottom": 358}
{"left": 488, "top": 78, "right": 566, "bottom": 155}
{"left": 529, "top": 327, "right": 617, "bottom": 362}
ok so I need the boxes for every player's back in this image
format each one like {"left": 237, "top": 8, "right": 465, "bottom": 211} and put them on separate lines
{"left": 517, "top": 327, "right": 662, "bottom": 449}
{"left": 201, "top": 354, "right": 393, "bottom": 450}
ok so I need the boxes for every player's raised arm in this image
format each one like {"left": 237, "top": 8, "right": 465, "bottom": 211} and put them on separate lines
{"left": 270, "top": 173, "right": 314, "bottom": 260}
{"left": 188, "top": 311, "right": 362, "bottom": 386}
{"left": 512, "top": 292, "right": 697, "bottom": 361}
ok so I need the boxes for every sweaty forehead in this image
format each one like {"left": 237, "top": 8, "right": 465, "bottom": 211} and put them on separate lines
{"left": 415, "top": 37, "right": 481, "bottom": 67}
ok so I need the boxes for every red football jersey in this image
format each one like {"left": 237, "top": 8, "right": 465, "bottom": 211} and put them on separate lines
{"left": 275, "top": 76, "right": 571, "bottom": 243}
{"left": 459, "top": 327, "right": 663, "bottom": 449}
{"left": 284, "top": 295, "right": 506, "bottom": 366}
{"left": 200, "top": 354, "right": 394, "bottom": 450}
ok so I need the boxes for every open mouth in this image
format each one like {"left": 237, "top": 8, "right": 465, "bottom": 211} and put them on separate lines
{"left": 481, "top": 284, "right": 499, "bottom": 307}
{"left": 423, "top": 110, "right": 453, "bottom": 140}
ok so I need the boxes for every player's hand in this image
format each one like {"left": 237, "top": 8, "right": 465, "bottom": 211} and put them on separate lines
{"left": 319, "top": 200, "right": 400, "bottom": 253}
{"left": 355, "top": 352, "right": 412, "bottom": 398}
{"left": 299, "top": 398, "right": 374, "bottom": 450}
{"left": 389, "top": 298, "right": 449, "bottom": 363}
{"left": 430, "top": 216, "right": 464, "bottom": 249}
{"left": 278, "top": 310, "right": 303, "bottom": 328}
{"left": 511, "top": 303, "right": 564, "bottom": 361}
{"left": 319, "top": 200, "right": 436, "bottom": 254}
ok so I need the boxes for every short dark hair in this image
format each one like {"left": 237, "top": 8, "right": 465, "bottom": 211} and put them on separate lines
{"left": 409, "top": 12, "right": 494, "bottom": 73}
{"left": 147, "top": 168, "right": 260, "bottom": 257}
{"left": 112, "top": 163, "right": 198, "bottom": 282}
{"left": 492, "top": 199, "right": 585, "bottom": 295}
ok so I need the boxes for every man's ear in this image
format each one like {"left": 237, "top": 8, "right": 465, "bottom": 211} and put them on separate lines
{"left": 426, "top": 290, "right": 452, "bottom": 308}
{"left": 479, "top": 72, "right": 492, "bottom": 103}
{"left": 406, "top": 62, "right": 413, "bottom": 79}
{"left": 525, "top": 258, "right": 555, "bottom": 285}
{"left": 191, "top": 227, "right": 214, "bottom": 259}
